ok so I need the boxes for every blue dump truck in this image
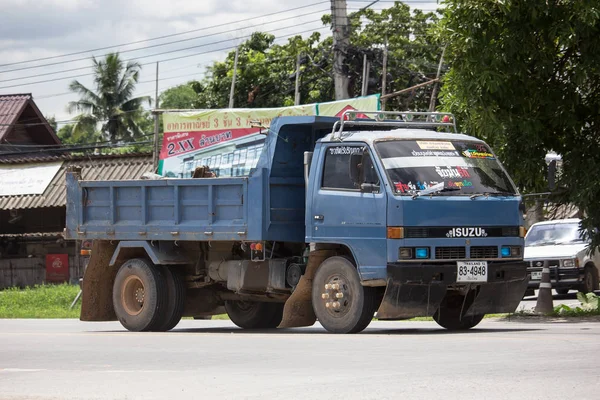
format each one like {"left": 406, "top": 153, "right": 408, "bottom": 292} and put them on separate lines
{"left": 65, "top": 111, "right": 528, "bottom": 334}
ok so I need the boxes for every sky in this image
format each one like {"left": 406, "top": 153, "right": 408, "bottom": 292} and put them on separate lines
{"left": 0, "top": 0, "right": 441, "bottom": 127}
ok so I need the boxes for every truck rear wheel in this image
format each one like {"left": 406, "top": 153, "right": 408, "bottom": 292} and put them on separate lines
{"left": 112, "top": 258, "right": 167, "bottom": 332}
{"left": 154, "top": 266, "right": 186, "bottom": 331}
{"left": 224, "top": 300, "right": 284, "bottom": 329}
{"left": 433, "top": 293, "right": 484, "bottom": 331}
{"left": 311, "top": 256, "right": 378, "bottom": 334}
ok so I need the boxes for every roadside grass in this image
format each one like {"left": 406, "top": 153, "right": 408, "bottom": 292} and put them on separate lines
{"left": 0, "top": 284, "right": 81, "bottom": 318}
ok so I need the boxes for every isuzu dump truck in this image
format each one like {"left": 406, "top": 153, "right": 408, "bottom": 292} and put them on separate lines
{"left": 65, "top": 111, "right": 528, "bottom": 333}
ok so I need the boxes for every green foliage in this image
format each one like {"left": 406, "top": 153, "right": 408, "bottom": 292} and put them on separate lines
{"left": 439, "top": 0, "right": 600, "bottom": 250}
{"left": 67, "top": 52, "right": 152, "bottom": 144}
{"left": 170, "top": 5, "right": 442, "bottom": 110}
{"left": 553, "top": 292, "right": 600, "bottom": 316}
{"left": 57, "top": 120, "right": 102, "bottom": 146}
{"left": 159, "top": 84, "right": 200, "bottom": 109}
{"left": 0, "top": 284, "right": 81, "bottom": 318}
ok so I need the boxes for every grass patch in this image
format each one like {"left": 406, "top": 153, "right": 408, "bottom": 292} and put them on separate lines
{"left": 0, "top": 284, "right": 81, "bottom": 318}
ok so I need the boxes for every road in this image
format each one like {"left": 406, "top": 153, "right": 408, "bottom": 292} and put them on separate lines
{"left": 1, "top": 318, "right": 599, "bottom": 400}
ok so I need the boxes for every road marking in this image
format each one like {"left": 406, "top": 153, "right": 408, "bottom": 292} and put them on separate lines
{"left": 0, "top": 368, "right": 46, "bottom": 372}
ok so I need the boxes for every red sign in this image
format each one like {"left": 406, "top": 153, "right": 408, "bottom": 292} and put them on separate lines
{"left": 46, "top": 254, "right": 69, "bottom": 282}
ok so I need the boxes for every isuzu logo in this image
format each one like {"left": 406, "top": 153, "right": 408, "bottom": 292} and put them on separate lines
{"left": 446, "top": 227, "right": 488, "bottom": 238}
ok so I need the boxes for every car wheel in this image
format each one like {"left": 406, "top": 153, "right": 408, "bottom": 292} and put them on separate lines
{"left": 580, "top": 266, "right": 599, "bottom": 294}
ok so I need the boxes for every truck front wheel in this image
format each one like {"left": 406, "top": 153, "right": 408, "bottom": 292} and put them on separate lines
{"left": 433, "top": 293, "right": 484, "bottom": 331}
{"left": 224, "top": 300, "right": 284, "bottom": 329}
{"left": 311, "top": 256, "right": 378, "bottom": 334}
{"left": 112, "top": 258, "right": 167, "bottom": 332}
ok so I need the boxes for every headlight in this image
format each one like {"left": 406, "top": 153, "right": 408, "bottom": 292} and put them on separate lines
{"left": 562, "top": 258, "right": 579, "bottom": 268}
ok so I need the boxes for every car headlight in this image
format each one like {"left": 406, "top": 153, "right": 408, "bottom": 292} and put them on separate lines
{"left": 562, "top": 258, "right": 579, "bottom": 268}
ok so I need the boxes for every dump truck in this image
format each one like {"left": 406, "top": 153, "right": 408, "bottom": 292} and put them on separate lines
{"left": 65, "top": 111, "right": 528, "bottom": 333}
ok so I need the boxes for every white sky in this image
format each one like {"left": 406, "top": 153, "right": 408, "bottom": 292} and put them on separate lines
{"left": 0, "top": 0, "right": 441, "bottom": 126}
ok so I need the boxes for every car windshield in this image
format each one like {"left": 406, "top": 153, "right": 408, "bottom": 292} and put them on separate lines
{"left": 374, "top": 140, "right": 517, "bottom": 196}
{"left": 525, "top": 223, "right": 586, "bottom": 246}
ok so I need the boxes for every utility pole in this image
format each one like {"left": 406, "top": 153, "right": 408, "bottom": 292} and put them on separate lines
{"left": 152, "top": 62, "right": 160, "bottom": 172}
{"left": 361, "top": 53, "right": 370, "bottom": 97}
{"left": 229, "top": 46, "right": 240, "bottom": 109}
{"left": 381, "top": 39, "right": 388, "bottom": 110}
{"left": 331, "top": 0, "right": 350, "bottom": 99}
{"left": 428, "top": 45, "right": 446, "bottom": 113}
{"left": 294, "top": 53, "right": 302, "bottom": 105}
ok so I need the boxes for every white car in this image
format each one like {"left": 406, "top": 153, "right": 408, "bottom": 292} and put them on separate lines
{"left": 524, "top": 218, "right": 600, "bottom": 294}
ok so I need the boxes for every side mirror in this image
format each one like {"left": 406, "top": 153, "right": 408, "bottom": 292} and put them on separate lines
{"left": 548, "top": 160, "right": 557, "bottom": 190}
{"left": 349, "top": 153, "right": 363, "bottom": 186}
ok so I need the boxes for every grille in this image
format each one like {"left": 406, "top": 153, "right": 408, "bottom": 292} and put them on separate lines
{"left": 529, "top": 259, "right": 560, "bottom": 268}
{"left": 435, "top": 246, "right": 466, "bottom": 260}
{"left": 405, "top": 227, "right": 429, "bottom": 238}
{"left": 470, "top": 246, "right": 498, "bottom": 259}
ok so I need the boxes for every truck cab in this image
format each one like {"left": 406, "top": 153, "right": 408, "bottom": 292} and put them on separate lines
{"left": 301, "top": 111, "right": 528, "bottom": 331}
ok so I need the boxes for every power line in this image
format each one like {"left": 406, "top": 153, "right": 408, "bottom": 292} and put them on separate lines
{"left": 0, "top": 1, "right": 329, "bottom": 69}
{"left": 0, "top": 8, "right": 329, "bottom": 82}
{"left": 0, "top": 21, "right": 327, "bottom": 90}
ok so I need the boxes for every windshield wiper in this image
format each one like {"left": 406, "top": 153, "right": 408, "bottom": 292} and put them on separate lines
{"left": 469, "top": 191, "right": 516, "bottom": 200}
{"left": 412, "top": 182, "right": 460, "bottom": 199}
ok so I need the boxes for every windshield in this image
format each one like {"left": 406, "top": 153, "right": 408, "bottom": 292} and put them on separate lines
{"left": 525, "top": 223, "right": 586, "bottom": 246}
{"left": 374, "top": 140, "right": 517, "bottom": 196}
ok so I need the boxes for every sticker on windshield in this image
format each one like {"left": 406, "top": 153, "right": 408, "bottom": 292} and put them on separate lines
{"left": 411, "top": 149, "right": 459, "bottom": 157}
{"left": 416, "top": 141, "right": 455, "bottom": 150}
{"left": 394, "top": 180, "right": 440, "bottom": 193}
{"left": 435, "top": 166, "right": 471, "bottom": 179}
{"left": 462, "top": 149, "right": 495, "bottom": 159}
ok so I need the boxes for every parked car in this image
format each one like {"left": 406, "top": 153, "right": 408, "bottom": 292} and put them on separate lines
{"left": 524, "top": 218, "right": 600, "bottom": 295}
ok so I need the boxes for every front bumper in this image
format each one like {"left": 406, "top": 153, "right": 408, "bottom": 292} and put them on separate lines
{"left": 375, "top": 261, "right": 528, "bottom": 320}
{"left": 527, "top": 265, "right": 583, "bottom": 289}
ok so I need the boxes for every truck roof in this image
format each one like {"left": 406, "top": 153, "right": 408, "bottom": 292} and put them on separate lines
{"left": 319, "top": 128, "right": 484, "bottom": 145}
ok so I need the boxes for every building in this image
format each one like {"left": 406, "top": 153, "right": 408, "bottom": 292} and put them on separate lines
{"left": 0, "top": 153, "right": 153, "bottom": 289}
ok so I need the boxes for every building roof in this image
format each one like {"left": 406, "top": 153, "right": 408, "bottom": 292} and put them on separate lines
{"left": 0, "top": 93, "right": 61, "bottom": 145}
{"left": 0, "top": 153, "right": 153, "bottom": 210}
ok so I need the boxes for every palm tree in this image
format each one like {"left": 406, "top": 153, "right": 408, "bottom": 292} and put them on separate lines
{"left": 67, "top": 52, "right": 151, "bottom": 143}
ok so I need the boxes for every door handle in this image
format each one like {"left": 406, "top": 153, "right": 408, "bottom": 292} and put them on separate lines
{"left": 314, "top": 215, "right": 324, "bottom": 220}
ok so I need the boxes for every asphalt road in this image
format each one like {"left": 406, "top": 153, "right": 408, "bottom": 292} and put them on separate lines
{"left": 1, "top": 318, "right": 599, "bottom": 400}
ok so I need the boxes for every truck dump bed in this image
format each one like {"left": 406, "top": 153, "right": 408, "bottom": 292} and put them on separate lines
{"left": 65, "top": 175, "right": 249, "bottom": 241}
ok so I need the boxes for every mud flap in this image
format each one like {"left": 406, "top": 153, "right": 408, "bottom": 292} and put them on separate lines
{"left": 278, "top": 250, "right": 336, "bottom": 329}
{"left": 80, "top": 240, "right": 119, "bottom": 321}
{"left": 464, "top": 277, "right": 529, "bottom": 317}
{"left": 375, "top": 280, "right": 447, "bottom": 320}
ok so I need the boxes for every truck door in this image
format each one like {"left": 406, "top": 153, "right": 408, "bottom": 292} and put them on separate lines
{"left": 309, "top": 143, "right": 387, "bottom": 281}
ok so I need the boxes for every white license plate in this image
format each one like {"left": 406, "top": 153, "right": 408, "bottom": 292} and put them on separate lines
{"left": 457, "top": 261, "right": 488, "bottom": 282}
{"left": 531, "top": 271, "right": 542, "bottom": 280}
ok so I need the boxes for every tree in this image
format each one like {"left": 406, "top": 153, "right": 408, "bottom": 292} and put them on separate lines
{"left": 159, "top": 84, "right": 200, "bottom": 109}
{"left": 57, "top": 119, "right": 101, "bottom": 145}
{"left": 439, "top": 0, "right": 600, "bottom": 249}
{"left": 67, "top": 52, "right": 151, "bottom": 143}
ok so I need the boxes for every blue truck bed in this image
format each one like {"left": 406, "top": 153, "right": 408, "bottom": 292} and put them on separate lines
{"left": 65, "top": 116, "right": 339, "bottom": 243}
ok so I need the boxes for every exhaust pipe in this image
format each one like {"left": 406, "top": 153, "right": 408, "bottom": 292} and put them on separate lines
{"left": 303, "top": 151, "right": 313, "bottom": 189}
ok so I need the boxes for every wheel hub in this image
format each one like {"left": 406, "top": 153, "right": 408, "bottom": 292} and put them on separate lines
{"left": 122, "top": 276, "right": 145, "bottom": 316}
{"left": 321, "top": 276, "right": 351, "bottom": 317}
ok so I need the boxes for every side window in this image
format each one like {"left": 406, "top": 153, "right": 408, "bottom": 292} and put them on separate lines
{"left": 321, "top": 145, "right": 364, "bottom": 190}
{"left": 361, "top": 152, "right": 380, "bottom": 185}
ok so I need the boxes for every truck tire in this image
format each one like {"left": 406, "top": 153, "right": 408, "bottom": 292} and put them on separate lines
{"left": 580, "top": 266, "right": 599, "bottom": 294}
{"left": 433, "top": 293, "right": 484, "bottom": 331}
{"left": 112, "top": 258, "right": 167, "bottom": 332}
{"left": 311, "top": 256, "right": 378, "bottom": 334}
{"left": 154, "top": 266, "right": 186, "bottom": 332}
{"left": 224, "top": 300, "right": 284, "bottom": 329}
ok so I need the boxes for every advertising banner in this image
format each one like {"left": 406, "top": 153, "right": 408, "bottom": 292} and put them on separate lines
{"left": 158, "top": 95, "right": 380, "bottom": 178}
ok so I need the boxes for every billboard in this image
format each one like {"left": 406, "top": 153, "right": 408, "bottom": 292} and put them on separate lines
{"left": 158, "top": 95, "right": 380, "bottom": 178}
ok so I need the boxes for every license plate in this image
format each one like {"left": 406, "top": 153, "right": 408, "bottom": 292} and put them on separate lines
{"left": 457, "top": 261, "right": 488, "bottom": 282}
{"left": 531, "top": 271, "right": 542, "bottom": 280}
